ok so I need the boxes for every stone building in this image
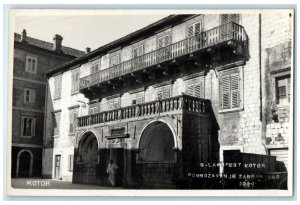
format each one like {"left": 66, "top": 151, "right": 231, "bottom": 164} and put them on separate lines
{"left": 43, "top": 13, "right": 292, "bottom": 188}
{"left": 11, "top": 30, "right": 85, "bottom": 178}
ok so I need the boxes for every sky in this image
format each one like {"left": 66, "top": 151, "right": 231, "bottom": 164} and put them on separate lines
{"left": 14, "top": 14, "right": 169, "bottom": 51}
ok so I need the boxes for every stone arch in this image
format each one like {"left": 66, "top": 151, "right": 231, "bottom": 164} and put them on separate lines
{"left": 138, "top": 120, "right": 176, "bottom": 162}
{"left": 16, "top": 149, "right": 33, "bottom": 177}
{"left": 138, "top": 119, "right": 178, "bottom": 149}
{"left": 77, "top": 131, "right": 99, "bottom": 164}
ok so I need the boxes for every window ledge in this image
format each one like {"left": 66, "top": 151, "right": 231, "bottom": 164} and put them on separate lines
{"left": 68, "top": 133, "right": 76, "bottom": 136}
{"left": 219, "top": 107, "right": 244, "bottom": 114}
{"left": 52, "top": 135, "right": 60, "bottom": 138}
{"left": 275, "top": 104, "right": 290, "bottom": 109}
{"left": 54, "top": 97, "right": 61, "bottom": 100}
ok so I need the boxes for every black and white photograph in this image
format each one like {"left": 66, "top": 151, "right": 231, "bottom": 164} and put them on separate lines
{"left": 6, "top": 9, "right": 294, "bottom": 196}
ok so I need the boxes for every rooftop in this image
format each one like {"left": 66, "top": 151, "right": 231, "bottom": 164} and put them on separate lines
{"left": 14, "top": 32, "right": 85, "bottom": 58}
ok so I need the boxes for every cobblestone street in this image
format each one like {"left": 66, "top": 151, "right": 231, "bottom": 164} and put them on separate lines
{"left": 11, "top": 178, "right": 119, "bottom": 189}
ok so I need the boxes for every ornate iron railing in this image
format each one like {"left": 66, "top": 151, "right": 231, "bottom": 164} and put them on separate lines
{"left": 79, "top": 22, "right": 248, "bottom": 90}
{"left": 77, "top": 94, "right": 210, "bottom": 127}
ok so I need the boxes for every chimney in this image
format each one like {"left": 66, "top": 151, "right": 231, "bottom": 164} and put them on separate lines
{"left": 85, "top": 47, "right": 91, "bottom": 53}
{"left": 53, "top": 34, "right": 63, "bottom": 52}
{"left": 21, "top": 29, "right": 27, "bottom": 42}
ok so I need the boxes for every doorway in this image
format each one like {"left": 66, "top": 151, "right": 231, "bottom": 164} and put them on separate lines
{"left": 54, "top": 155, "right": 61, "bottom": 179}
{"left": 18, "top": 151, "right": 32, "bottom": 177}
{"left": 109, "top": 148, "right": 124, "bottom": 187}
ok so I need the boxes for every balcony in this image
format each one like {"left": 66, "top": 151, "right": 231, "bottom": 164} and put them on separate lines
{"left": 79, "top": 22, "right": 248, "bottom": 96}
{"left": 77, "top": 94, "right": 211, "bottom": 128}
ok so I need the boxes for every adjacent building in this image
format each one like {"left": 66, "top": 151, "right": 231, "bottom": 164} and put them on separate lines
{"left": 11, "top": 30, "right": 85, "bottom": 178}
{"left": 42, "top": 13, "right": 293, "bottom": 188}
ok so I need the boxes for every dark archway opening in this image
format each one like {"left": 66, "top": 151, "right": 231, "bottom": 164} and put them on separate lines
{"left": 18, "top": 151, "right": 31, "bottom": 177}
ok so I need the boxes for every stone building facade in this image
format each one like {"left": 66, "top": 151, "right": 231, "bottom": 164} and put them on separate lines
{"left": 11, "top": 30, "right": 84, "bottom": 178}
{"left": 42, "top": 13, "right": 293, "bottom": 188}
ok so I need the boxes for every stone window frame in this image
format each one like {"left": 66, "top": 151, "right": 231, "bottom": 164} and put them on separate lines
{"left": 219, "top": 67, "right": 244, "bottom": 113}
{"left": 25, "top": 55, "right": 38, "bottom": 74}
{"left": 271, "top": 70, "right": 291, "bottom": 108}
{"left": 23, "top": 87, "right": 36, "bottom": 104}
{"left": 20, "top": 116, "right": 36, "bottom": 138}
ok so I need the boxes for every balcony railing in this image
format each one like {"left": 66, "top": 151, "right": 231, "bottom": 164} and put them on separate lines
{"left": 77, "top": 94, "right": 211, "bottom": 127}
{"left": 79, "top": 22, "right": 248, "bottom": 90}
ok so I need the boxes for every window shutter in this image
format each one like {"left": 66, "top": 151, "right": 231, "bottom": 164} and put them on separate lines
{"left": 221, "top": 75, "right": 230, "bottom": 109}
{"left": 163, "top": 88, "right": 171, "bottom": 99}
{"left": 69, "top": 112, "right": 74, "bottom": 134}
{"left": 133, "top": 48, "right": 138, "bottom": 58}
{"left": 31, "top": 89, "right": 36, "bottom": 103}
{"left": 194, "top": 82, "right": 202, "bottom": 98}
{"left": 229, "top": 14, "right": 239, "bottom": 23}
{"left": 158, "top": 37, "right": 164, "bottom": 48}
{"left": 195, "top": 22, "right": 201, "bottom": 35}
{"left": 221, "top": 14, "right": 229, "bottom": 24}
{"left": 187, "top": 25, "right": 194, "bottom": 37}
{"left": 231, "top": 73, "right": 239, "bottom": 108}
{"left": 186, "top": 84, "right": 194, "bottom": 96}
{"left": 157, "top": 90, "right": 163, "bottom": 100}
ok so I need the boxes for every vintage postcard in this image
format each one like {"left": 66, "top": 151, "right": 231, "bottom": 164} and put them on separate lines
{"left": 6, "top": 9, "right": 294, "bottom": 196}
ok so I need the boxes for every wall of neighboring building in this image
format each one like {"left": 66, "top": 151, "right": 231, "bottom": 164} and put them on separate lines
{"left": 12, "top": 43, "right": 78, "bottom": 178}
{"left": 261, "top": 12, "right": 292, "bottom": 171}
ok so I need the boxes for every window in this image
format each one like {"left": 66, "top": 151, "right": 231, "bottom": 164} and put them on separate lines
{"left": 25, "top": 56, "right": 37, "bottom": 74}
{"left": 69, "top": 108, "right": 78, "bottom": 134}
{"left": 220, "top": 72, "right": 241, "bottom": 110}
{"left": 185, "top": 78, "right": 204, "bottom": 98}
{"left": 110, "top": 54, "right": 120, "bottom": 66}
{"left": 21, "top": 117, "right": 36, "bottom": 137}
{"left": 157, "top": 86, "right": 171, "bottom": 100}
{"left": 132, "top": 93, "right": 144, "bottom": 105}
{"left": 68, "top": 154, "right": 74, "bottom": 172}
{"left": 90, "top": 63, "right": 100, "bottom": 74}
{"left": 52, "top": 112, "right": 61, "bottom": 136}
{"left": 71, "top": 68, "right": 80, "bottom": 94}
{"left": 89, "top": 103, "right": 99, "bottom": 114}
{"left": 133, "top": 45, "right": 144, "bottom": 58}
{"left": 108, "top": 98, "right": 120, "bottom": 110}
{"left": 187, "top": 22, "right": 202, "bottom": 37}
{"left": 220, "top": 14, "right": 239, "bottom": 24}
{"left": 276, "top": 75, "right": 291, "bottom": 105}
{"left": 54, "top": 75, "right": 62, "bottom": 99}
{"left": 23, "top": 88, "right": 36, "bottom": 103}
{"left": 158, "top": 34, "right": 171, "bottom": 48}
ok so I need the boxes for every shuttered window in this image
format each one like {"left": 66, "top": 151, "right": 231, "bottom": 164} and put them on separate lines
{"left": 187, "top": 22, "right": 202, "bottom": 37}
{"left": 132, "top": 93, "right": 144, "bottom": 105}
{"left": 108, "top": 98, "right": 120, "bottom": 110}
{"left": 157, "top": 87, "right": 171, "bottom": 100}
{"left": 276, "top": 75, "right": 291, "bottom": 105}
{"left": 185, "top": 78, "right": 204, "bottom": 98}
{"left": 133, "top": 45, "right": 144, "bottom": 58}
{"left": 54, "top": 75, "right": 62, "bottom": 99}
{"left": 220, "top": 72, "right": 240, "bottom": 110}
{"left": 69, "top": 108, "right": 78, "bottom": 134}
{"left": 91, "top": 63, "right": 100, "bottom": 74}
{"left": 158, "top": 34, "right": 171, "bottom": 48}
{"left": 52, "top": 112, "right": 61, "bottom": 136}
{"left": 71, "top": 68, "right": 80, "bottom": 94}
{"left": 221, "top": 14, "right": 239, "bottom": 24}
{"left": 110, "top": 54, "right": 120, "bottom": 66}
